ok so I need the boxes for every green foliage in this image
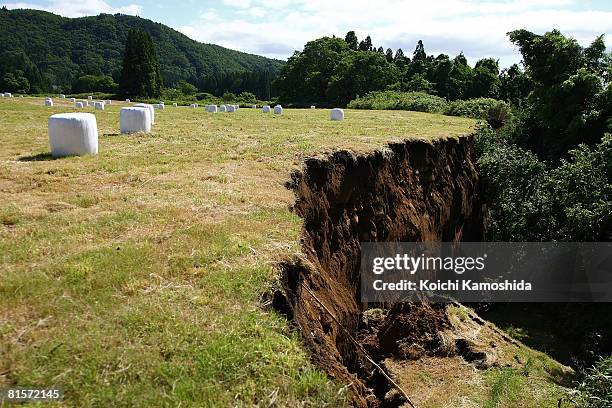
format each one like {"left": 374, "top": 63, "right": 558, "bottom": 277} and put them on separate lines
{"left": 509, "top": 29, "right": 612, "bottom": 159}
{"left": 0, "top": 9, "right": 282, "bottom": 96}
{"left": 574, "top": 356, "right": 612, "bottom": 408}
{"left": 1, "top": 71, "right": 29, "bottom": 93}
{"left": 177, "top": 80, "right": 197, "bottom": 95}
{"left": 71, "top": 74, "right": 117, "bottom": 93}
{"left": 119, "top": 29, "right": 163, "bottom": 98}
{"left": 0, "top": 49, "right": 46, "bottom": 92}
{"left": 447, "top": 98, "right": 513, "bottom": 127}
{"left": 347, "top": 91, "right": 448, "bottom": 113}
{"left": 327, "top": 51, "right": 399, "bottom": 105}
{"left": 344, "top": 31, "right": 358, "bottom": 50}
{"left": 476, "top": 127, "right": 612, "bottom": 241}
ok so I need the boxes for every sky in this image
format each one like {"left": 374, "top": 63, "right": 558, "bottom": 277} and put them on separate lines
{"left": 2, "top": 0, "right": 612, "bottom": 67}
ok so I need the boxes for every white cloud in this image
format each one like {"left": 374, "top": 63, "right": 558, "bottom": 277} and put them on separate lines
{"left": 1, "top": 0, "right": 142, "bottom": 17}
{"left": 221, "top": 0, "right": 251, "bottom": 9}
{"left": 178, "top": 0, "right": 612, "bottom": 65}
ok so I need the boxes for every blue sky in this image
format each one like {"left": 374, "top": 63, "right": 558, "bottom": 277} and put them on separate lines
{"left": 3, "top": 0, "right": 612, "bottom": 67}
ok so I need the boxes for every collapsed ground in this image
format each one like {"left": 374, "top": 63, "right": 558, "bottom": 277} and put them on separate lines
{"left": 0, "top": 98, "right": 570, "bottom": 407}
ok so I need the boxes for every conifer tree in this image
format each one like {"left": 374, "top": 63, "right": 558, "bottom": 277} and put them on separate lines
{"left": 119, "top": 29, "right": 163, "bottom": 98}
{"left": 344, "top": 31, "right": 358, "bottom": 50}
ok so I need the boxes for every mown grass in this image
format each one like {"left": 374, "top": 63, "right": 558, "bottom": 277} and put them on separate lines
{"left": 0, "top": 97, "right": 474, "bottom": 406}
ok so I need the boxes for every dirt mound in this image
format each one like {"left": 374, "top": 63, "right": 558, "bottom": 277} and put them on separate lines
{"left": 274, "top": 137, "right": 484, "bottom": 407}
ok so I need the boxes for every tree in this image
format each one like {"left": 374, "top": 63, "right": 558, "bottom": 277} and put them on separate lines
{"left": 446, "top": 53, "right": 473, "bottom": 100}
{"left": 275, "top": 37, "right": 349, "bottom": 104}
{"left": 413, "top": 40, "right": 427, "bottom": 61}
{"left": 385, "top": 48, "right": 394, "bottom": 63}
{"left": 72, "top": 74, "right": 117, "bottom": 93}
{"left": 119, "top": 29, "right": 163, "bottom": 98}
{"left": 377, "top": 46, "right": 384, "bottom": 54}
{"left": 509, "top": 29, "right": 612, "bottom": 158}
{"left": 499, "top": 64, "right": 532, "bottom": 105}
{"left": 358, "top": 35, "right": 372, "bottom": 51}
{"left": 327, "top": 51, "right": 399, "bottom": 105}
{"left": 344, "top": 31, "right": 358, "bottom": 50}
{"left": 1, "top": 71, "right": 29, "bottom": 93}
{"left": 177, "top": 80, "right": 197, "bottom": 95}
{"left": 469, "top": 58, "right": 501, "bottom": 98}
{"left": 431, "top": 54, "right": 453, "bottom": 98}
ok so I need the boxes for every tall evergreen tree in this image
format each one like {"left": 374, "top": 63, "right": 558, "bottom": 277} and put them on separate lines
{"left": 119, "top": 29, "right": 163, "bottom": 98}
{"left": 344, "top": 31, "right": 358, "bottom": 50}
{"left": 385, "top": 48, "right": 394, "bottom": 63}
{"left": 358, "top": 35, "right": 373, "bottom": 51}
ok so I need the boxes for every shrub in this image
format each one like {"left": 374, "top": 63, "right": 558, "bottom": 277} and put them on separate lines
{"left": 574, "top": 356, "right": 612, "bottom": 408}
{"left": 446, "top": 98, "right": 513, "bottom": 127}
{"left": 347, "top": 91, "right": 448, "bottom": 113}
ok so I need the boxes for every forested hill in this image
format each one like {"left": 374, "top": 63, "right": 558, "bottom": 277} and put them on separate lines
{"left": 0, "top": 8, "right": 284, "bottom": 93}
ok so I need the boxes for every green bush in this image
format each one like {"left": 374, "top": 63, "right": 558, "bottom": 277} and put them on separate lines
{"left": 476, "top": 128, "right": 612, "bottom": 241}
{"left": 347, "top": 91, "right": 448, "bottom": 113}
{"left": 574, "top": 356, "right": 612, "bottom": 408}
{"left": 446, "top": 98, "right": 513, "bottom": 127}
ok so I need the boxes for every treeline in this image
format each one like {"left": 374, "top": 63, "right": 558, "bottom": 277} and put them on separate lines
{"left": 275, "top": 31, "right": 532, "bottom": 106}
{"left": 475, "top": 29, "right": 611, "bottom": 374}
{"left": 0, "top": 8, "right": 282, "bottom": 98}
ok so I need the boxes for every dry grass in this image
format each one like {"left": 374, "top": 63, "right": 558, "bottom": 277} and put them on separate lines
{"left": 0, "top": 97, "right": 474, "bottom": 407}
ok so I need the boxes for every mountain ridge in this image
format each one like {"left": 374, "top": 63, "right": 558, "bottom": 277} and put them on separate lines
{"left": 0, "top": 8, "right": 284, "bottom": 92}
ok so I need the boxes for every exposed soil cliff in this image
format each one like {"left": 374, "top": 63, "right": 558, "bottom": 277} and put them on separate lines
{"left": 274, "top": 136, "right": 484, "bottom": 407}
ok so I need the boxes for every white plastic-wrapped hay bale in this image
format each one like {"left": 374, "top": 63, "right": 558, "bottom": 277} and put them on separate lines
{"left": 106, "top": 100, "right": 112, "bottom": 105}
{"left": 1, "top": 93, "right": 4, "bottom": 98}
{"left": 159, "top": 101, "right": 165, "bottom": 105}
{"left": 120, "top": 107, "right": 151, "bottom": 134}
{"left": 48, "top": 113, "right": 98, "bottom": 157}
{"left": 134, "top": 103, "right": 155, "bottom": 125}
{"left": 173, "top": 103, "right": 178, "bottom": 107}
{"left": 75, "top": 102, "right": 84, "bottom": 108}
{"left": 126, "top": 99, "right": 131, "bottom": 103}
{"left": 227, "top": 105, "right": 236, "bottom": 113}
{"left": 154, "top": 103, "right": 165, "bottom": 110}
{"left": 330, "top": 108, "right": 344, "bottom": 121}
{"left": 84, "top": 100, "right": 90, "bottom": 107}
{"left": 251, "top": 104, "right": 257, "bottom": 109}
{"left": 94, "top": 101, "right": 105, "bottom": 110}
{"left": 220, "top": 104, "right": 227, "bottom": 112}
{"left": 45, "top": 98, "right": 54, "bottom": 107}
{"left": 190, "top": 103, "right": 197, "bottom": 108}
{"left": 5, "top": 92, "right": 13, "bottom": 98}
{"left": 274, "top": 105, "right": 283, "bottom": 115}
{"left": 311, "top": 105, "right": 316, "bottom": 109}
{"left": 59, "top": 94, "right": 66, "bottom": 99}
{"left": 88, "top": 96, "right": 93, "bottom": 100}
{"left": 262, "top": 105, "right": 271, "bottom": 113}
{"left": 70, "top": 98, "right": 76, "bottom": 103}
{"left": 206, "top": 105, "right": 217, "bottom": 113}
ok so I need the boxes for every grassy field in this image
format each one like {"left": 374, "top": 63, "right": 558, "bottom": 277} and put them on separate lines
{"left": 0, "top": 97, "right": 474, "bottom": 407}
{"left": 0, "top": 98, "right": 571, "bottom": 407}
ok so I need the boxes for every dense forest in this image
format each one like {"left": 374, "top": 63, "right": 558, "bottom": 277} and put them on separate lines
{"left": 275, "top": 31, "right": 532, "bottom": 107}
{"left": 0, "top": 8, "right": 283, "bottom": 98}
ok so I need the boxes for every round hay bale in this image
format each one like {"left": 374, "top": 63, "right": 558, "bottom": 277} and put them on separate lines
{"left": 48, "top": 113, "right": 98, "bottom": 157}
{"left": 262, "top": 105, "right": 271, "bottom": 113}
{"left": 154, "top": 103, "right": 165, "bottom": 110}
{"left": 206, "top": 105, "right": 218, "bottom": 113}
{"left": 330, "top": 108, "right": 344, "bottom": 121}
{"left": 6, "top": 93, "right": 13, "bottom": 97}
{"left": 75, "top": 102, "right": 84, "bottom": 108}
{"left": 311, "top": 105, "right": 316, "bottom": 109}
{"left": 45, "top": 99, "right": 54, "bottom": 107}
{"left": 134, "top": 103, "right": 155, "bottom": 124}
{"left": 120, "top": 107, "right": 152, "bottom": 134}
{"left": 59, "top": 94, "right": 66, "bottom": 99}
{"left": 70, "top": 98, "right": 76, "bottom": 103}
{"left": 106, "top": 100, "right": 112, "bottom": 105}
{"left": 251, "top": 104, "right": 257, "bottom": 109}
{"left": 126, "top": 99, "right": 131, "bottom": 103}
{"left": 220, "top": 105, "right": 227, "bottom": 112}
{"left": 88, "top": 96, "right": 93, "bottom": 100}
{"left": 227, "top": 105, "right": 236, "bottom": 113}
{"left": 173, "top": 103, "right": 178, "bottom": 107}
{"left": 274, "top": 105, "right": 283, "bottom": 115}
{"left": 94, "top": 101, "right": 105, "bottom": 110}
